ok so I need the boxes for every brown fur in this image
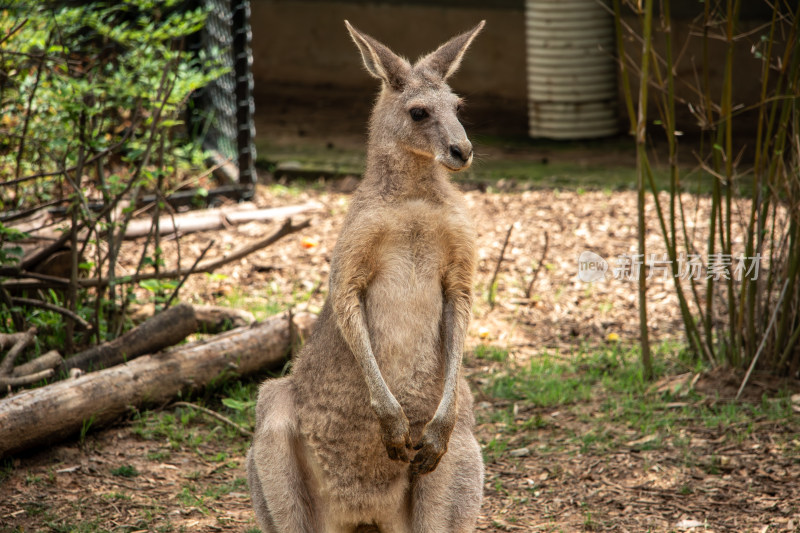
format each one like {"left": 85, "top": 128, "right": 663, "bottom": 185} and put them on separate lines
{"left": 247, "top": 20, "right": 486, "bottom": 533}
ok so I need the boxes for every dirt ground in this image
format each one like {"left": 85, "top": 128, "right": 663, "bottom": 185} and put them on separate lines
{"left": 3, "top": 179, "right": 799, "bottom": 532}
{"left": 2, "top": 87, "right": 800, "bottom": 531}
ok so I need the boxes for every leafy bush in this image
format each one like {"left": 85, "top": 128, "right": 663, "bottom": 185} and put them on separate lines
{"left": 0, "top": 0, "right": 227, "bottom": 349}
{"left": 1, "top": 0, "right": 226, "bottom": 203}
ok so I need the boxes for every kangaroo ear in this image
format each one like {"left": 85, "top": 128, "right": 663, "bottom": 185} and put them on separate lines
{"left": 415, "top": 20, "right": 485, "bottom": 80}
{"left": 345, "top": 20, "right": 411, "bottom": 91}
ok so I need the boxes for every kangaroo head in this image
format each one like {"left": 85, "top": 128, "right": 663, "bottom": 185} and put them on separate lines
{"left": 345, "top": 20, "right": 485, "bottom": 172}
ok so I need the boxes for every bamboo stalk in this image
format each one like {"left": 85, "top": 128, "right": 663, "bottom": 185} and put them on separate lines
{"left": 636, "top": 0, "right": 655, "bottom": 380}
{"left": 742, "top": 2, "right": 780, "bottom": 364}
{"left": 653, "top": 0, "right": 710, "bottom": 363}
{"left": 736, "top": 279, "right": 789, "bottom": 400}
{"left": 711, "top": 0, "right": 740, "bottom": 366}
{"left": 643, "top": 159, "right": 708, "bottom": 362}
{"left": 612, "top": 0, "right": 636, "bottom": 136}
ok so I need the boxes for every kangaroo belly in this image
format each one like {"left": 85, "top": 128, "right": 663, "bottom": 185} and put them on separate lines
{"left": 365, "top": 240, "right": 444, "bottom": 394}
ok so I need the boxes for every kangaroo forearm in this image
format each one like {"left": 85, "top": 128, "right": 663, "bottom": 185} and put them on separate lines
{"left": 434, "top": 297, "right": 470, "bottom": 425}
{"left": 334, "top": 292, "right": 399, "bottom": 414}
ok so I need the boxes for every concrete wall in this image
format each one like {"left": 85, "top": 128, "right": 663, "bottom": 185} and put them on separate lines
{"left": 250, "top": 0, "right": 527, "bottom": 101}
{"left": 250, "top": 0, "right": 778, "bottom": 136}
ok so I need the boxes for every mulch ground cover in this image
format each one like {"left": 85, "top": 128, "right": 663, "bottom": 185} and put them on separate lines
{"left": 2, "top": 183, "right": 799, "bottom": 532}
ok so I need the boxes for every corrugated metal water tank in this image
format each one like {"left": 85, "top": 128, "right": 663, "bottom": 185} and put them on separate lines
{"left": 525, "top": 0, "right": 618, "bottom": 139}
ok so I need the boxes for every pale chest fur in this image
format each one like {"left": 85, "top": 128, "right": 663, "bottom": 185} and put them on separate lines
{"left": 358, "top": 198, "right": 474, "bottom": 391}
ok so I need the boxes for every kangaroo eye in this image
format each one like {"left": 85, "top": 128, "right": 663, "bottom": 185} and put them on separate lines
{"left": 409, "top": 108, "right": 428, "bottom": 121}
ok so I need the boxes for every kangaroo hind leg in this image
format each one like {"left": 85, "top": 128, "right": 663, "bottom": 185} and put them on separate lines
{"left": 247, "top": 377, "right": 319, "bottom": 532}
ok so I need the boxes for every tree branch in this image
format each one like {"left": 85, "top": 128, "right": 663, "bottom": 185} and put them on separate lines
{"left": 11, "top": 297, "right": 90, "bottom": 330}
{"left": 2, "top": 218, "right": 311, "bottom": 291}
{"left": 0, "top": 327, "right": 36, "bottom": 377}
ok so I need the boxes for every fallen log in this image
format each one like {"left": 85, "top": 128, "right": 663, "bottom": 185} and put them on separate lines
{"left": 0, "top": 312, "right": 316, "bottom": 459}
{"left": 62, "top": 303, "right": 197, "bottom": 372}
{"left": 12, "top": 350, "right": 62, "bottom": 377}
{"left": 0, "top": 328, "right": 36, "bottom": 376}
{"left": 0, "top": 331, "right": 61, "bottom": 392}
{"left": 123, "top": 201, "right": 321, "bottom": 238}
{"left": 0, "top": 368, "right": 55, "bottom": 388}
{"left": 194, "top": 305, "right": 255, "bottom": 334}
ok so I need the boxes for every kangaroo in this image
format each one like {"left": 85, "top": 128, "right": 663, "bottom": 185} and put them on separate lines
{"left": 247, "top": 20, "right": 485, "bottom": 533}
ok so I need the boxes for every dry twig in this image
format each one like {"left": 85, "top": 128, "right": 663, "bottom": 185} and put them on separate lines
{"left": 172, "top": 401, "right": 253, "bottom": 437}
{"left": 525, "top": 231, "right": 550, "bottom": 299}
{"left": 164, "top": 239, "right": 215, "bottom": 308}
{"left": 0, "top": 328, "right": 50, "bottom": 392}
{"left": 488, "top": 224, "right": 514, "bottom": 309}
{"left": 0, "top": 369, "right": 54, "bottom": 389}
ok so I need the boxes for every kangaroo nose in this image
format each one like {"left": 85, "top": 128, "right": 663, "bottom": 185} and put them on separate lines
{"left": 449, "top": 142, "right": 472, "bottom": 162}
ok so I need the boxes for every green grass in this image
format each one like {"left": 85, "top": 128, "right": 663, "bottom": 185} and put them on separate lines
{"left": 133, "top": 409, "right": 201, "bottom": 448}
{"left": 473, "top": 344, "right": 509, "bottom": 363}
{"left": 475, "top": 341, "right": 800, "bottom": 460}
{"left": 214, "top": 282, "right": 321, "bottom": 321}
{"left": 110, "top": 464, "right": 139, "bottom": 478}
{"left": 45, "top": 518, "right": 104, "bottom": 533}
{"left": 102, "top": 491, "right": 132, "bottom": 502}
{"left": 131, "top": 375, "right": 266, "bottom": 460}
{"left": 467, "top": 159, "right": 644, "bottom": 191}
{"left": 483, "top": 349, "right": 604, "bottom": 407}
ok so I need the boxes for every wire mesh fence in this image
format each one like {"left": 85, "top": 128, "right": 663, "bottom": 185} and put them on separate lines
{"left": 190, "top": 0, "right": 257, "bottom": 196}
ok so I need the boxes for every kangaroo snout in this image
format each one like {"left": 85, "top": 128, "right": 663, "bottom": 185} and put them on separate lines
{"left": 449, "top": 141, "right": 472, "bottom": 162}
{"left": 443, "top": 139, "right": 473, "bottom": 171}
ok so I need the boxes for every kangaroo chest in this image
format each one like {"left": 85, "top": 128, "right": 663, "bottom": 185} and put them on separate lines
{"left": 362, "top": 200, "right": 465, "bottom": 387}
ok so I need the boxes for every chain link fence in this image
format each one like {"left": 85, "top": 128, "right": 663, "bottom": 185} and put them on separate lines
{"left": 190, "top": 0, "right": 257, "bottom": 197}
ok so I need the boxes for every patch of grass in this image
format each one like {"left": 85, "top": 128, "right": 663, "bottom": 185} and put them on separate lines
{"left": 45, "top": 518, "right": 104, "bottom": 533}
{"left": 254, "top": 139, "right": 366, "bottom": 178}
{"left": 0, "top": 459, "right": 14, "bottom": 483}
{"left": 217, "top": 287, "right": 284, "bottom": 320}
{"left": 25, "top": 473, "right": 43, "bottom": 485}
{"left": 22, "top": 501, "right": 47, "bottom": 516}
{"left": 576, "top": 428, "right": 616, "bottom": 454}
{"left": 473, "top": 344, "right": 509, "bottom": 363}
{"left": 216, "top": 281, "right": 320, "bottom": 322}
{"left": 581, "top": 502, "right": 596, "bottom": 530}
{"left": 155, "top": 523, "right": 175, "bottom": 533}
{"left": 147, "top": 449, "right": 171, "bottom": 461}
{"left": 218, "top": 379, "right": 258, "bottom": 430}
{"left": 485, "top": 351, "right": 594, "bottom": 407}
{"left": 110, "top": 464, "right": 139, "bottom": 478}
{"left": 477, "top": 340, "right": 800, "bottom": 457}
{"left": 132, "top": 374, "right": 264, "bottom": 461}
{"left": 103, "top": 491, "right": 132, "bottom": 501}
{"left": 482, "top": 437, "right": 508, "bottom": 463}
{"left": 463, "top": 158, "right": 644, "bottom": 192}
{"left": 203, "top": 477, "right": 247, "bottom": 500}
{"left": 132, "top": 409, "right": 209, "bottom": 451}
{"left": 178, "top": 483, "right": 211, "bottom": 514}
{"left": 78, "top": 415, "right": 95, "bottom": 444}
{"left": 264, "top": 183, "right": 305, "bottom": 197}
{"left": 519, "top": 413, "right": 549, "bottom": 432}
